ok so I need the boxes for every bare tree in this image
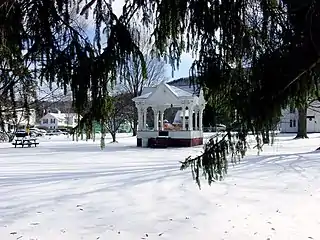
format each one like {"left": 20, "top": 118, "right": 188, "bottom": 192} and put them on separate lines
{"left": 0, "top": 48, "right": 37, "bottom": 135}
{"left": 104, "top": 93, "right": 131, "bottom": 142}
{"left": 119, "top": 30, "right": 168, "bottom": 136}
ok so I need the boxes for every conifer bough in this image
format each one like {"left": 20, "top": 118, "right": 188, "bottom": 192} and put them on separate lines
{"left": 1, "top": 0, "right": 320, "bottom": 186}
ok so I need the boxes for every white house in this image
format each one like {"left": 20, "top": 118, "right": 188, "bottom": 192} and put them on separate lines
{"left": 39, "top": 110, "right": 80, "bottom": 129}
{"left": 280, "top": 101, "right": 320, "bottom": 133}
{"left": 3, "top": 108, "right": 36, "bottom": 132}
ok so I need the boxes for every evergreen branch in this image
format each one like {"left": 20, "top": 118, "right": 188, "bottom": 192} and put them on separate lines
{"left": 280, "top": 58, "right": 320, "bottom": 96}
{"left": 80, "top": 0, "right": 96, "bottom": 15}
{"left": 180, "top": 130, "right": 248, "bottom": 189}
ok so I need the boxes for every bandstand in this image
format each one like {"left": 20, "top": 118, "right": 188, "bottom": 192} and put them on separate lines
{"left": 132, "top": 81, "right": 206, "bottom": 148}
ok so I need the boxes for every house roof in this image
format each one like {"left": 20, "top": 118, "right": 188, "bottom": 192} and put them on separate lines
{"left": 40, "top": 112, "right": 80, "bottom": 121}
{"left": 48, "top": 113, "right": 66, "bottom": 121}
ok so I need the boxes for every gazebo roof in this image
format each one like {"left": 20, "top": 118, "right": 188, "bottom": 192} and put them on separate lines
{"left": 133, "top": 82, "right": 194, "bottom": 102}
{"left": 167, "top": 77, "right": 200, "bottom": 96}
{"left": 167, "top": 84, "right": 193, "bottom": 97}
{"left": 132, "top": 81, "right": 206, "bottom": 111}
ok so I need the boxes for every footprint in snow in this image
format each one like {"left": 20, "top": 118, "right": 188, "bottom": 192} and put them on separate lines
{"left": 141, "top": 233, "right": 148, "bottom": 238}
{"left": 141, "top": 234, "right": 148, "bottom": 239}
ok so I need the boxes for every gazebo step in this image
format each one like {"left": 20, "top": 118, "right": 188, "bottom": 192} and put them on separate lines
{"left": 151, "top": 143, "right": 168, "bottom": 148}
{"left": 148, "top": 137, "right": 169, "bottom": 148}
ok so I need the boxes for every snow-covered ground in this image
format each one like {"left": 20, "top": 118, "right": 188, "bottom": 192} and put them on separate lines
{"left": 1, "top": 133, "right": 320, "bottom": 240}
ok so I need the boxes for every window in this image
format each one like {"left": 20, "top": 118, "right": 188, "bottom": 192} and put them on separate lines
{"left": 50, "top": 118, "right": 56, "bottom": 124}
{"left": 290, "top": 119, "right": 296, "bottom": 128}
{"left": 290, "top": 107, "right": 295, "bottom": 113}
{"left": 42, "top": 119, "right": 48, "bottom": 124}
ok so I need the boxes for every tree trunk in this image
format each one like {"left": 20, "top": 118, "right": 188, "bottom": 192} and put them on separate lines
{"left": 131, "top": 106, "right": 138, "bottom": 136}
{"left": 80, "top": 131, "right": 84, "bottom": 140}
{"left": 100, "top": 121, "right": 106, "bottom": 149}
{"left": 132, "top": 119, "right": 137, "bottom": 136}
{"left": 262, "top": 129, "right": 270, "bottom": 144}
{"left": 295, "top": 105, "right": 308, "bottom": 139}
{"left": 111, "top": 132, "right": 116, "bottom": 142}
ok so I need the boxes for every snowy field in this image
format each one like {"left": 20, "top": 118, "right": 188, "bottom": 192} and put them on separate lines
{"left": 1, "top": 133, "right": 320, "bottom": 240}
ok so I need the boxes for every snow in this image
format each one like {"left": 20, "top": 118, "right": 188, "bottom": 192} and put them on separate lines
{"left": 132, "top": 91, "right": 153, "bottom": 100}
{"left": 134, "top": 82, "right": 193, "bottom": 101}
{"left": 166, "top": 84, "right": 193, "bottom": 97}
{"left": 1, "top": 133, "right": 320, "bottom": 239}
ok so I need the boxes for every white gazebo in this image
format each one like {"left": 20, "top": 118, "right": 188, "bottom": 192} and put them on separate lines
{"left": 132, "top": 81, "right": 206, "bottom": 147}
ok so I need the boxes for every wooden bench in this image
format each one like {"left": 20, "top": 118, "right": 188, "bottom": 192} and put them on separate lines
{"left": 12, "top": 138, "right": 39, "bottom": 148}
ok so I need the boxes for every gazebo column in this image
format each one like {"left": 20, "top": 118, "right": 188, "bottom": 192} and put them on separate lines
{"left": 160, "top": 108, "right": 165, "bottom": 130}
{"left": 182, "top": 106, "right": 186, "bottom": 130}
{"left": 143, "top": 108, "right": 147, "bottom": 130}
{"left": 194, "top": 110, "right": 198, "bottom": 130}
{"left": 137, "top": 107, "right": 143, "bottom": 131}
{"left": 188, "top": 105, "right": 193, "bottom": 130}
{"left": 199, "top": 109, "right": 204, "bottom": 131}
{"left": 153, "top": 107, "right": 159, "bottom": 131}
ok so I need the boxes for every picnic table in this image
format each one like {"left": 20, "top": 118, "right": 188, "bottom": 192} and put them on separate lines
{"left": 12, "top": 132, "right": 39, "bottom": 148}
